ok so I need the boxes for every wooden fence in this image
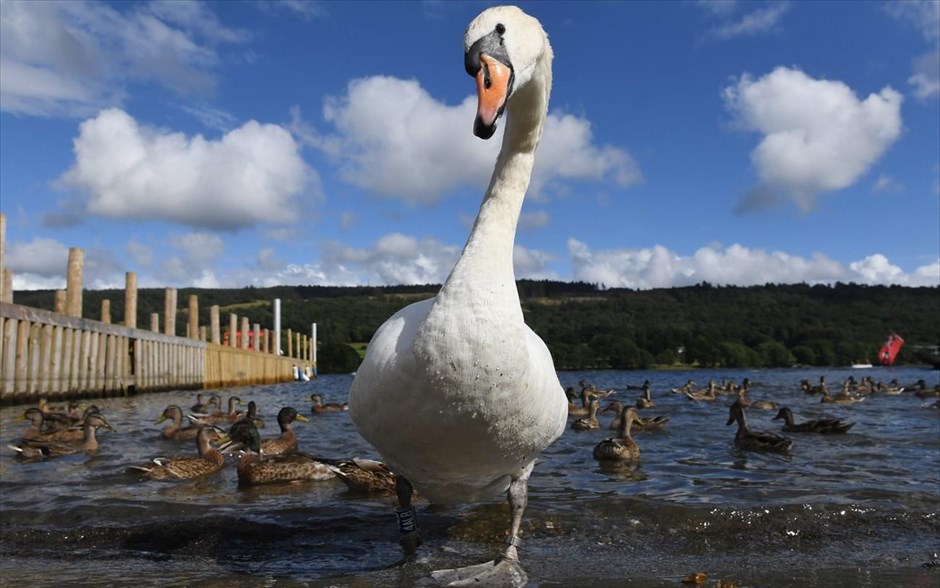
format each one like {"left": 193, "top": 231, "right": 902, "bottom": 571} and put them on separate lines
{"left": 0, "top": 213, "right": 315, "bottom": 405}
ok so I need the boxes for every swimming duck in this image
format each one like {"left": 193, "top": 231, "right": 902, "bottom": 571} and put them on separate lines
{"left": 220, "top": 420, "right": 335, "bottom": 486}
{"left": 568, "top": 387, "right": 596, "bottom": 417}
{"left": 726, "top": 400, "right": 793, "bottom": 453}
{"left": 310, "top": 394, "right": 348, "bottom": 414}
{"left": 190, "top": 393, "right": 214, "bottom": 413}
{"left": 25, "top": 405, "right": 103, "bottom": 443}
{"left": 156, "top": 405, "right": 204, "bottom": 441}
{"left": 243, "top": 400, "right": 266, "bottom": 429}
{"left": 772, "top": 407, "right": 854, "bottom": 434}
{"left": 348, "top": 8, "right": 568, "bottom": 586}
{"left": 572, "top": 398, "right": 600, "bottom": 431}
{"left": 801, "top": 376, "right": 828, "bottom": 395}
{"left": 820, "top": 390, "right": 864, "bottom": 404}
{"left": 736, "top": 389, "right": 777, "bottom": 410}
{"left": 259, "top": 406, "right": 308, "bottom": 456}
{"left": 593, "top": 406, "right": 642, "bottom": 461}
{"left": 635, "top": 382, "right": 655, "bottom": 409}
{"left": 672, "top": 379, "right": 696, "bottom": 394}
{"left": 190, "top": 396, "right": 244, "bottom": 425}
{"left": 9, "top": 413, "right": 114, "bottom": 458}
{"left": 320, "top": 457, "right": 398, "bottom": 494}
{"left": 129, "top": 427, "right": 226, "bottom": 480}
{"left": 911, "top": 380, "right": 940, "bottom": 398}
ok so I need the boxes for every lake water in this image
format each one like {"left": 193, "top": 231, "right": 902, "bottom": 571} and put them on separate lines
{"left": 1, "top": 367, "right": 938, "bottom": 587}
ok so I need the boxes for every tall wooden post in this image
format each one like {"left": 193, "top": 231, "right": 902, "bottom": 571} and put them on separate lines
{"left": 124, "top": 272, "right": 137, "bottom": 328}
{"left": 188, "top": 294, "right": 198, "bottom": 340}
{"left": 240, "top": 317, "right": 250, "bottom": 350}
{"left": 229, "top": 314, "right": 237, "bottom": 347}
{"left": 0, "top": 212, "right": 5, "bottom": 303}
{"left": 65, "top": 247, "right": 84, "bottom": 317}
{"left": 54, "top": 290, "right": 66, "bottom": 313}
{"left": 287, "top": 328, "right": 293, "bottom": 359}
{"left": 164, "top": 288, "right": 176, "bottom": 336}
{"left": 1, "top": 269, "right": 11, "bottom": 304}
{"left": 253, "top": 323, "right": 260, "bottom": 352}
{"left": 101, "top": 299, "right": 111, "bottom": 324}
{"left": 150, "top": 313, "right": 160, "bottom": 333}
{"left": 210, "top": 305, "right": 220, "bottom": 344}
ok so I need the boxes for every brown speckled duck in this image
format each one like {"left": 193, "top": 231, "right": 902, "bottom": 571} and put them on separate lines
{"left": 221, "top": 420, "right": 335, "bottom": 486}
{"left": 156, "top": 405, "right": 205, "bottom": 441}
{"left": 726, "top": 400, "right": 792, "bottom": 453}
{"left": 321, "top": 457, "right": 398, "bottom": 493}
{"left": 772, "top": 407, "right": 854, "bottom": 434}
{"left": 571, "top": 398, "right": 600, "bottom": 431}
{"left": 310, "top": 394, "right": 348, "bottom": 414}
{"left": 9, "top": 413, "right": 114, "bottom": 458}
{"left": 129, "top": 427, "right": 226, "bottom": 480}
{"left": 593, "top": 406, "right": 642, "bottom": 461}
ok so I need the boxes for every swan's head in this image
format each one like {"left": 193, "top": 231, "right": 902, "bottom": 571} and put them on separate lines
{"left": 464, "top": 6, "right": 550, "bottom": 139}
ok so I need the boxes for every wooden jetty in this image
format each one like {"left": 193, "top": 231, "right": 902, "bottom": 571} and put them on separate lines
{"left": 0, "top": 213, "right": 314, "bottom": 405}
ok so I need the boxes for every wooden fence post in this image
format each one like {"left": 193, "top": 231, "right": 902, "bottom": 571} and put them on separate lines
{"left": 229, "top": 314, "right": 237, "bottom": 347}
{"left": 150, "top": 313, "right": 160, "bottom": 333}
{"left": 125, "top": 272, "right": 137, "bottom": 328}
{"left": 101, "top": 299, "right": 111, "bottom": 324}
{"left": 54, "top": 290, "right": 66, "bottom": 313}
{"left": 164, "top": 288, "right": 177, "bottom": 336}
{"left": 210, "top": 305, "right": 220, "bottom": 344}
{"left": 65, "top": 248, "right": 84, "bottom": 318}
{"left": 188, "top": 294, "right": 198, "bottom": 341}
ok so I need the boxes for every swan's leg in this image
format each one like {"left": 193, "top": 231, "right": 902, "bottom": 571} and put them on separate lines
{"left": 395, "top": 474, "right": 421, "bottom": 555}
{"left": 430, "top": 462, "right": 533, "bottom": 587}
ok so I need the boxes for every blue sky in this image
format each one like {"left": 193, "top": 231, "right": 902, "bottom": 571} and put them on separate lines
{"left": 1, "top": 0, "right": 938, "bottom": 292}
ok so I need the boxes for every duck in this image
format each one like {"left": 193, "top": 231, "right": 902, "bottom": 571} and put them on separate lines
{"left": 128, "top": 427, "right": 226, "bottom": 480}
{"left": 726, "top": 400, "right": 793, "bottom": 453}
{"left": 820, "top": 389, "right": 864, "bottom": 404}
{"left": 624, "top": 379, "right": 650, "bottom": 391}
{"left": 9, "top": 413, "right": 114, "bottom": 458}
{"left": 156, "top": 405, "right": 205, "bottom": 441}
{"left": 310, "top": 394, "right": 348, "bottom": 414}
{"left": 593, "top": 406, "right": 642, "bottom": 461}
{"left": 635, "top": 382, "right": 655, "bottom": 408}
{"left": 259, "top": 406, "right": 307, "bottom": 456}
{"left": 190, "top": 393, "right": 214, "bottom": 413}
{"left": 911, "top": 379, "right": 940, "bottom": 398}
{"left": 320, "top": 457, "right": 398, "bottom": 494}
{"left": 568, "top": 387, "right": 595, "bottom": 416}
{"left": 242, "top": 400, "right": 265, "bottom": 429}
{"left": 672, "top": 379, "right": 696, "bottom": 394}
{"left": 801, "top": 376, "right": 828, "bottom": 395}
{"left": 220, "top": 420, "right": 335, "bottom": 486}
{"left": 602, "top": 401, "right": 667, "bottom": 431}
{"left": 25, "top": 405, "right": 103, "bottom": 443}
{"left": 736, "top": 389, "right": 777, "bottom": 410}
{"left": 572, "top": 398, "right": 600, "bottom": 431}
{"left": 579, "top": 380, "right": 614, "bottom": 398}
{"left": 772, "top": 407, "right": 854, "bottom": 434}
{"left": 347, "top": 8, "right": 567, "bottom": 587}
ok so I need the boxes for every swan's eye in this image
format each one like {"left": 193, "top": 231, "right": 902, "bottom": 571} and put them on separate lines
{"left": 495, "top": 23, "right": 505, "bottom": 35}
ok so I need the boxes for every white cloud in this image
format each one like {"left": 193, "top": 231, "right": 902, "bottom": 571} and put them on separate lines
{"left": 723, "top": 67, "right": 903, "bottom": 212}
{"left": 59, "top": 108, "right": 315, "bottom": 230}
{"left": 708, "top": 2, "right": 790, "bottom": 40}
{"left": 5, "top": 237, "right": 70, "bottom": 277}
{"left": 886, "top": 0, "right": 940, "bottom": 100}
{"left": 519, "top": 210, "right": 551, "bottom": 231}
{"left": 513, "top": 245, "right": 559, "bottom": 280}
{"left": 0, "top": 0, "right": 248, "bottom": 117}
{"left": 909, "top": 48, "right": 940, "bottom": 99}
{"left": 567, "top": 240, "right": 937, "bottom": 289}
{"left": 307, "top": 75, "right": 640, "bottom": 204}
{"left": 873, "top": 174, "right": 902, "bottom": 193}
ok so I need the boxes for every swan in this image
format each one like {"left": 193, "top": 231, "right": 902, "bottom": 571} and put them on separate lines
{"left": 348, "top": 6, "right": 566, "bottom": 586}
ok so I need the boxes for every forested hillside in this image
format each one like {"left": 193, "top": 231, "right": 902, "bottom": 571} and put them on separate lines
{"left": 11, "top": 281, "right": 938, "bottom": 373}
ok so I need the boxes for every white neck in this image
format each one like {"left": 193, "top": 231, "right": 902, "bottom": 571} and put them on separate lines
{"left": 439, "top": 56, "right": 552, "bottom": 302}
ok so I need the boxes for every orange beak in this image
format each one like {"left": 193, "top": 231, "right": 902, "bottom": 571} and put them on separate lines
{"left": 474, "top": 53, "right": 512, "bottom": 139}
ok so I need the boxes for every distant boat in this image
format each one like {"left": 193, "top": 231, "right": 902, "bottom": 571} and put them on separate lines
{"left": 877, "top": 333, "right": 904, "bottom": 366}
{"left": 851, "top": 362, "right": 873, "bottom": 369}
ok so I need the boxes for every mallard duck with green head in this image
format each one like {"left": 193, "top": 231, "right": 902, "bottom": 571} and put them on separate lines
{"left": 129, "top": 426, "right": 226, "bottom": 480}
{"left": 726, "top": 400, "right": 793, "bottom": 453}
{"left": 772, "top": 407, "right": 854, "bottom": 434}
{"left": 221, "top": 420, "right": 335, "bottom": 486}
{"left": 257, "top": 406, "right": 307, "bottom": 455}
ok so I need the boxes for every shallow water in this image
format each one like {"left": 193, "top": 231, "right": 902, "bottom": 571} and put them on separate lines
{"left": 1, "top": 367, "right": 938, "bottom": 587}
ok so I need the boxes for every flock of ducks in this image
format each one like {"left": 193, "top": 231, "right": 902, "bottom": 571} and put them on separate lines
{"left": 6, "top": 392, "right": 397, "bottom": 492}
{"left": 563, "top": 374, "right": 939, "bottom": 459}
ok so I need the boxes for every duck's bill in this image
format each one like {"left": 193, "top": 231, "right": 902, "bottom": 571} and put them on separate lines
{"left": 474, "top": 53, "right": 512, "bottom": 140}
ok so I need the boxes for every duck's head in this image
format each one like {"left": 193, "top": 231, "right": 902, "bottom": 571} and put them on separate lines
{"left": 221, "top": 420, "right": 261, "bottom": 454}
{"left": 156, "top": 405, "right": 181, "bottom": 424}
{"left": 85, "top": 413, "right": 114, "bottom": 432}
{"left": 464, "top": 5, "right": 550, "bottom": 139}
{"left": 277, "top": 406, "right": 308, "bottom": 426}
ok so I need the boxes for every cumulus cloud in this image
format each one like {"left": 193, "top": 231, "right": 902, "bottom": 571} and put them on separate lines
{"left": 723, "top": 67, "right": 903, "bottom": 212}
{"left": 6, "top": 238, "right": 125, "bottom": 291}
{"left": 5, "top": 237, "right": 71, "bottom": 277}
{"left": 59, "top": 108, "right": 315, "bottom": 230}
{"left": 568, "top": 240, "right": 937, "bottom": 289}
{"left": 305, "top": 76, "right": 640, "bottom": 204}
{"left": 0, "top": 0, "right": 248, "bottom": 117}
